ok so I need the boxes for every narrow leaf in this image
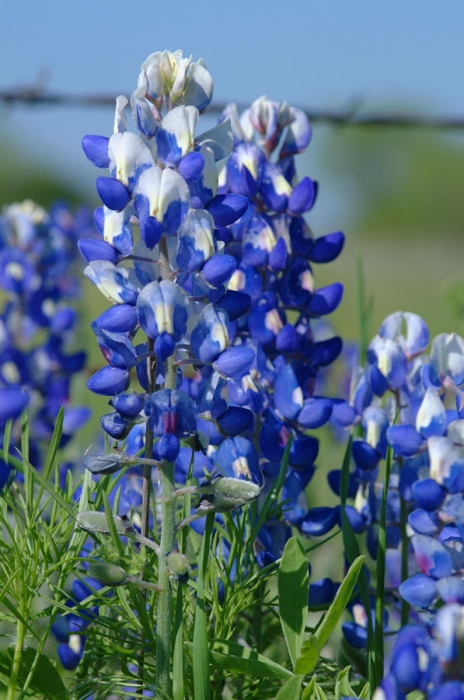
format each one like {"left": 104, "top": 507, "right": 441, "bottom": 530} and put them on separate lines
{"left": 210, "top": 640, "right": 292, "bottom": 680}
{"left": 315, "top": 554, "right": 365, "bottom": 650}
{"left": 278, "top": 537, "right": 309, "bottom": 668}
{"left": 375, "top": 443, "right": 393, "bottom": 684}
{"left": 295, "top": 556, "right": 364, "bottom": 676}
{"left": 193, "top": 513, "right": 213, "bottom": 700}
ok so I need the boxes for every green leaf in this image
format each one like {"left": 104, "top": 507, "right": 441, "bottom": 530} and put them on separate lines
{"left": 315, "top": 683, "right": 329, "bottom": 700}
{"left": 210, "top": 640, "right": 293, "bottom": 681}
{"left": 315, "top": 555, "right": 365, "bottom": 650}
{"left": 340, "top": 437, "right": 373, "bottom": 646}
{"left": 375, "top": 443, "right": 394, "bottom": 684}
{"left": 301, "top": 675, "right": 317, "bottom": 700}
{"left": 172, "top": 584, "right": 185, "bottom": 700}
{"left": 335, "top": 666, "right": 356, "bottom": 700}
{"left": 275, "top": 674, "right": 304, "bottom": 700}
{"left": 294, "top": 637, "right": 320, "bottom": 676}
{"left": 295, "top": 556, "right": 364, "bottom": 676}
{"left": 278, "top": 537, "right": 309, "bottom": 668}
{"left": 192, "top": 513, "right": 213, "bottom": 700}
{"left": 0, "top": 648, "right": 66, "bottom": 698}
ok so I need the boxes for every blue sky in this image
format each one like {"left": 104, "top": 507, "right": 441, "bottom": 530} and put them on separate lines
{"left": 1, "top": 0, "right": 464, "bottom": 219}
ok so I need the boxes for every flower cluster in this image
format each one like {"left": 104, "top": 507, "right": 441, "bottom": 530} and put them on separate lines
{"left": 81, "top": 49, "right": 345, "bottom": 546}
{"left": 318, "top": 311, "right": 464, "bottom": 696}
{"left": 0, "top": 200, "right": 92, "bottom": 485}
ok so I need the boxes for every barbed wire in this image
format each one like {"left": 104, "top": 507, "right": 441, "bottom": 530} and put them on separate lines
{"left": 1, "top": 87, "right": 464, "bottom": 130}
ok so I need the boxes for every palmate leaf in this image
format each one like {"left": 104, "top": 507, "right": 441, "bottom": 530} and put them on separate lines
{"left": 0, "top": 648, "right": 66, "bottom": 698}
{"left": 278, "top": 537, "right": 309, "bottom": 668}
{"left": 295, "top": 555, "right": 365, "bottom": 675}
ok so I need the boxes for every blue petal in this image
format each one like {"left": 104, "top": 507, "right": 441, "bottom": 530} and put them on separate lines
{"left": 216, "top": 407, "right": 253, "bottom": 436}
{"left": 311, "top": 336, "right": 342, "bottom": 367}
{"left": 87, "top": 367, "right": 130, "bottom": 396}
{"left": 153, "top": 434, "right": 180, "bottom": 462}
{"left": 308, "top": 578, "right": 339, "bottom": 608}
{"left": 178, "top": 152, "right": 205, "bottom": 180}
{"left": 436, "top": 576, "right": 464, "bottom": 604}
{"left": 96, "top": 177, "right": 131, "bottom": 211}
{"left": 82, "top": 135, "right": 110, "bottom": 168}
{"left": 110, "top": 393, "right": 145, "bottom": 419}
{"left": 213, "top": 346, "right": 255, "bottom": 380}
{"left": 100, "top": 412, "right": 131, "bottom": 439}
{"left": 388, "top": 425, "right": 425, "bottom": 457}
{"left": 308, "top": 283, "right": 343, "bottom": 316}
{"left": 274, "top": 364, "right": 303, "bottom": 420}
{"left": 408, "top": 509, "right": 438, "bottom": 536}
{"left": 399, "top": 574, "right": 437, "bottom": 607}
{"left": 191, "top": 304, "right": 229, "bottom": 362}
{"left": 299, "top": 507, "right": 337, "bottom": 536}
{"left": 342, "top": 621, "right": 367, "bottom": 649}
{"left": 202, "top": 255, "right": 236, "bottom": 287}
{"left": 309, "top": 232, "right": 345, "bottom": 263}
{"left": 288, "top": 177, "right": 317, "bottom": 214}
{"left": 78, "top": 238, "right": 119, "bottom": 263}
{"left": 352, "top": 440, "right": 380, "bottom": 471}
{"left": 298, "top": 398, "right": 332, "bottom": 429}
{"left": 214, "top": 436, "right": 259, "bottom": 480}
{"left": 93, "top": 304, "right": 137, "bottom": 333}
{"left": 412, "top": 478, "right": 446, "bottom": 511}
{"left": 0, "top": 387, "right": 29, "bottom": 428}
{"left": 205, "top": 194, "right": 248, "bottom": 226}
{"left": 268, "top": 237, "right": 288, "bottom": 272}
{"left": 276, "top": 324, "right": 298, "bottom": 353}
{"left": 412, "top": 534, "right": 453, "bottom": 579}
{"left": 215, "top": 291, "right": 251, "bottom": 321}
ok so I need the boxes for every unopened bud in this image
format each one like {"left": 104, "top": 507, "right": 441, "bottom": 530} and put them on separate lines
{"left": 88, "top": 562, "right": 129, "bottom": 587}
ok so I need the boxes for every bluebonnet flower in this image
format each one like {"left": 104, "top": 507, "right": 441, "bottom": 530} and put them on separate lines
{"left": 0, "top": 200, "right": 92, "bottom": 485}
{"left": 78, "top": 51, "right": 350, "bottom": 695}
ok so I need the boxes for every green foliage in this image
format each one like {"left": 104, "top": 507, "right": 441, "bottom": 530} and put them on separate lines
{"left": 294, "top": 556, "right": 365, "bottom": 676}
{"left": 278, "top": 537, "right": 310, "bottom": 669}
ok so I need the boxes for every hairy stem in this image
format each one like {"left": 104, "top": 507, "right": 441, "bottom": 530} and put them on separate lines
{"left": 156, "top": 236, "right": 178, "bottom": 696}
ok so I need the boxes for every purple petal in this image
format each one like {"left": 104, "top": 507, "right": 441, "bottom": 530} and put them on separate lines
{"left": 308, "top": 283, "right": 343, "bottom": 316}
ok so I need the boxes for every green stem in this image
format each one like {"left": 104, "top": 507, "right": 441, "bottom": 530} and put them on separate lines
{"left": 156, "top": 399, "right": 177, "bottom": 695}
{"left": 155, "top": 236, "right": 178, "bottom": 696}
{"left": 400, "top": 494, "right": 410, "bottom": 626}
{"left": 7, "top": 607, "right": 26, "bottom": 700}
